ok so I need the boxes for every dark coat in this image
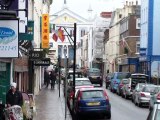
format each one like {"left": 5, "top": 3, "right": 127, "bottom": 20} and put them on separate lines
{"left": 50, "top": 72, "right": 56, "bottom": 83}
{"left": 6, "top": 89, "right": 23, "bottom": 107}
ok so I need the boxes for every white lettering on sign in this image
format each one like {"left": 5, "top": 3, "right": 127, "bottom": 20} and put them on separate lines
{"left": 32, "top": 53, "right": 40, "bottom": 57}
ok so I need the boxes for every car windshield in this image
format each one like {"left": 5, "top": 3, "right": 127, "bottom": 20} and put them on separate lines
{"left": 68, "top": 73, "right": 83, "bottom": 79}
{"left": 82, "top": 90, "right": 104, "bottom": 99}
{"left": 122, "top": 80, "right": 129, "bottom": 84}
{"left": 88, "top": 72, "right": 100, "bottom": 76}
{"left": 142, "top": 86, "right": 155, "bottom": 93}
{"left": 75, "top": 80, "right": 92, "bottom": 86}
{"left": 117, "top": 73, "right": 131, "bottom": 79}
{"left": 155, "top": 109, "right": 160, "bottom": 120}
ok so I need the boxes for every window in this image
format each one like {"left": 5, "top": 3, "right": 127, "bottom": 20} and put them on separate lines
{"left": 82, "top": 90, "right": 104, "bottom": 99}
{"left": 0, "top": 62, "right": 6, "bottom": 79}
{"left": 136, "top": 43, "right": 140, "bottom": 53}
{"left": 136, "top": 18, "right": 140, "bottom": 29}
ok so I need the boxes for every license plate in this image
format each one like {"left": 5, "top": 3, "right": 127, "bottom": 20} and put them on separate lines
{"left": 87, "top": 102, "right": 100, "bottom": 106}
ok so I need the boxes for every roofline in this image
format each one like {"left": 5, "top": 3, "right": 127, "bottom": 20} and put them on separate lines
{"left": 50, "top": 8, "right": 88, "bottom": 22}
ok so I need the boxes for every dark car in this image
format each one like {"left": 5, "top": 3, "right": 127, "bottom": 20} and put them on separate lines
{"left": 74, "top": 88, "right": 111, "bottom": 120}
{"left": 87, "top": 68, "right": 103, "bottom": 87}
{"left": 105, "top": 73, "right": 112, "bottom": 89}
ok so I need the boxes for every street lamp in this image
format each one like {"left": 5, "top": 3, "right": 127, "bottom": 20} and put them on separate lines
{"left": 63, "top": 45, "right": 67, "bottom": 119}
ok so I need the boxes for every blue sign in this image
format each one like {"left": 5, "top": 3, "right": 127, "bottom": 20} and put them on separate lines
{"left": 0, "top": 27, "right": 17, "bottom": 44}
{"left": 0, "top": 20, "right": 19, "bottom": 58}
{"left": 140, "top": 48, "right": 147, "bottom": 56}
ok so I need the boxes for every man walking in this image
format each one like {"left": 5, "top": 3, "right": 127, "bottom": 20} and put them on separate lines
{"left": 50, "top": 70, "right": 56, "bottom": 89}
{"left": 6, "top": 82, "right": 23, "bottom": 107}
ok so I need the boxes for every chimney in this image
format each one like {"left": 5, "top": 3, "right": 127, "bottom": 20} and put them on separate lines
{"left": 132, "top": 1, "right": 133, "bottom": 5}
{"left": 129, "top": 2, "right": 131, "bottom": 6}
{"left": 136, "top": 0, "right": 138, "bottom": 5}
{"left": 126, "top": 1, "right": 128, "bottom": 6}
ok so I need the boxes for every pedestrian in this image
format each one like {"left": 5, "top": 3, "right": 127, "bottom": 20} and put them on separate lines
{"left": 44, "top": 69, "right": 48, "bottom": 85}
{"left": 6, "top": 82, "right": 23, "bottom": 107}
{"left": 45, "top": 70, "right": 50, "bottom": 88}
{"left": 50, "top": 70, "right": 56, "bottom": 89}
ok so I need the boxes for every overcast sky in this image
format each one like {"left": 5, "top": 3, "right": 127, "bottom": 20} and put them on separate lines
{"left": 50, "top": 0, "right": 124, "bottom": 19}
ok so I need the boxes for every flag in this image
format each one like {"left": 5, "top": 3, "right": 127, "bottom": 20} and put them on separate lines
{"left": 52, "top": 30, "right": 58, "bottom": 42}
{"left": 58, "top": 27, "right": 65, "bottom": 42}
{"left": 52, "top": 33, "right": 58, "bottom": 42}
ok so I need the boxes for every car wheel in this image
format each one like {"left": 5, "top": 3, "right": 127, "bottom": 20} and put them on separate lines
{"left": 125, "top": 94, "right": 128, "bottom": 99}
{"left": 134, "top": 99, "right": 138, "bottom": 106}
{"left": 149, "top": 105, "right": 153, "bottom": 111}
{"left": 107, "top": 111, "right": 111, "bottom": 119}
{"left": 138, "top": 101, "right": 142, "bottom": 107}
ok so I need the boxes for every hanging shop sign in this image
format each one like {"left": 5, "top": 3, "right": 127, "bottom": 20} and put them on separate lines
{"left": 34, "top": 58, "right": 50, "bottom": 66}
{"left": 42, "top": 14, "right": 49, "bottom": 48}
{"left": 29, "top": 51, "right": 44, "bottom": 60}
{"left": 0, "top": 19, "right": 19, "bottom": 58}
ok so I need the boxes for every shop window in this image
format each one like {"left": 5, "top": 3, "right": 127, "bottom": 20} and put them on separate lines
{"left": 0, "top": 62, "right": 6, "bottom": 79}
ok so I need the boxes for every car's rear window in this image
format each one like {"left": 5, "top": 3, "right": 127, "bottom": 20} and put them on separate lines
{"left": 75, "top": 80, "right": 91, "bottom": 86}
{"left": 117, "top": 73, "right": 131, "bottom": 79}
{"left": 122, "top": 79, "right": 129, "bottom": 84}
{"left": 142, "top": 86, "right": 155, "bottom": 93}
{"left": 155, "top": 109, "right": 160, "bottom": 120}
{"left": 82, "top": 90, "right": 104, "bottom": 99}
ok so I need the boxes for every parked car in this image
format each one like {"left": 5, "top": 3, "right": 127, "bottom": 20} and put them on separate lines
{"left": 67, "top": 78, "right": 94, "bottom": 110}
{"left": 63, "top": 69, "right": 83, "bottom": 96}
{"left": 117, "top": 78, "right": 129, "bottom": 96}
{"left": 87, "top": 68, "right": 103, "bottom": 86}
{"left": 110, "top": 72, "right": 131, "bottom": 93}
{"left": 149, "top": 86, "right": 160, "bottom": 110}
{"left": 147, "top": 103, "right": 160, "bottom": 120}
{"left": 122, "top": 73, "right": 148, "bottom": 99}
{"left": 134, "top": 84, "right": 156, "bottom": 107}
{"left": 132, "top": 83, "right": 146, "bottom": 103}
{"left": 74, "top": 88, "right": 111, "bottom": 120}
{"left": 105, "top": 73, "right": 113, "bottom": 89}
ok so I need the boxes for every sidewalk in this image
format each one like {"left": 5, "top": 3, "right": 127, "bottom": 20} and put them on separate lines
{"left": 34, "top": 84, "right": 72, "bottom": 120}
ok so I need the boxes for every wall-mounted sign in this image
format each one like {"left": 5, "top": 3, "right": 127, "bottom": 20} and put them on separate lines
{"left": 34, "top": 58, "right": 50, "bottom": 66}
{"left": 140, "top": 48, "right": 147, "bottom": 56}
{"left": 0, "top": 19, "right": 19, "bottom": 58}
{"left": 29, "top": 51, "right": 43, "bottom": 60}
{"left": 42, "top": 14, "right": 49, "bottom": 48}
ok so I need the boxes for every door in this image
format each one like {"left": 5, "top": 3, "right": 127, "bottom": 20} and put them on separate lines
{"left": 0, "top": 62, "right": 10, "bottom": 104}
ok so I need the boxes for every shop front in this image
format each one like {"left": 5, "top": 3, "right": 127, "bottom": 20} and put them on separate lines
{"left": 0, "top": 60, "right": 12, "bottom": 104}
{"left": 119, "top": 57, "right": 139, "bottom": 73}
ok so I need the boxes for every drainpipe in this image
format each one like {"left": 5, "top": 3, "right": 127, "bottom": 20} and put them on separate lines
{"left": 10, "top": 59, "right": 14, "bottom": 83}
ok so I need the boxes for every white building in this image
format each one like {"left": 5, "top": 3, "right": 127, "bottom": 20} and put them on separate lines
{"left": 49, "top": 2, "right": 92, "bottom": 68}
{"left": 28, "top": 0, "right": 52, "bottom": 95}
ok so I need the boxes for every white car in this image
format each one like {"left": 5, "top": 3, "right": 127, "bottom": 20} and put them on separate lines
{"left": 134, "top": 84, "right": 156, "bottom": 107}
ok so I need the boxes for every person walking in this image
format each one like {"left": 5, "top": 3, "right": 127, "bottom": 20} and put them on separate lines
{"left": 44, "top": 68, "right": 47, "bottom": 85}
{"left": 45, "top": 70, "right": 50, "bottom": 88}
{"left": 50, "top": 70, "right": 56, "bottom": 89}
{"left": 6, "top": 82, "right": 23, "bottom": 107}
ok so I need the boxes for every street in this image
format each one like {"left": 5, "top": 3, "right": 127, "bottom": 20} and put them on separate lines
{"left": 107, "top": 90, "right": 149, "bottom": 120}
{"left": 79, "top": 84, "right": 149, "bottom": 120}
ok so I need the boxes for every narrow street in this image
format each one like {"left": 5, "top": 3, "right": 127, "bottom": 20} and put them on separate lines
{"left": 78, "top": 84, "right": 149, "bottom": 120}
{"left": 107, "top": 90, "right": 149, "bottom": 120}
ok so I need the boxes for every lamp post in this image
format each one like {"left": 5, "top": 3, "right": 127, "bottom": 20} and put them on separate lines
{"left": 63, "top": 45, "right": 67, "bottom": 119}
